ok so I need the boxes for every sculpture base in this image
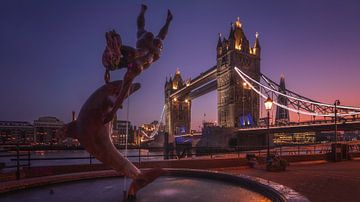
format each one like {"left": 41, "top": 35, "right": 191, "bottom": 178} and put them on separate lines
{"left": 0, "top": 169, "right": 309, "bottom": 202}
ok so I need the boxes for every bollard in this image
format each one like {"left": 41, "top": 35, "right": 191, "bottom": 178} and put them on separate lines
{"left": 27, "top": 148, "right": 31, "bottom": 167}
{"left": 237, "top": 146, "right": 240, "bottom": 158}
{"left": 89, "top": 154, "right": 92, "bottom": 165}
{"left": 138, "top": 145, "right": 141, "bottom": 166}
{"left": 16, "top": 144, "right": 20, "bottom": 180}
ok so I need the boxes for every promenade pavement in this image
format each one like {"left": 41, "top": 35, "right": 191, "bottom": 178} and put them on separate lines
{"left": 214, "top": 159, "right": 360, "bottom": 202}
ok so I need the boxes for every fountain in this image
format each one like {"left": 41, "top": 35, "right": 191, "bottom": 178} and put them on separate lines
{"left": 0, "top": 5, "right": 309, "bottom": 202}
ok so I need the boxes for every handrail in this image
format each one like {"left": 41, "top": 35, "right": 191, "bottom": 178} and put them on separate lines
{"left": 1, "top": 141, "right": 359, "bottom": 180}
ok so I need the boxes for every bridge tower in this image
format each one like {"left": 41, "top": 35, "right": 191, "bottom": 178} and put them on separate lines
{"left": 275, "top": 75, "right": 290, "bottom": 124}
{"left": 164, "top": 69, "right": 191, "bottom": 140}
{"left": 217, "top": 18, "right": 261, "bottom": 127}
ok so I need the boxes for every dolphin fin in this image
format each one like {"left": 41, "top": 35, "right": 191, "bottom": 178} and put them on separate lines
{"left": 56, "top": 121, "right": 78, "bottom": 140}
{"left": 102, "top": 82, "right": 141, "bottom": 124}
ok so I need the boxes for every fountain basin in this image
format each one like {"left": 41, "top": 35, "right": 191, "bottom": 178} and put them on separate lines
{"left": 0, "top": 169, "right": 309, "bottom": 202}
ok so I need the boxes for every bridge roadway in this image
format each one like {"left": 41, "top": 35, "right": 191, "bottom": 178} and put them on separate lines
{"left": 237, "top": 119, "right": 360, "bottom": 135}
{"left": 170, "top": 66, "right": 217, "bottom": 99}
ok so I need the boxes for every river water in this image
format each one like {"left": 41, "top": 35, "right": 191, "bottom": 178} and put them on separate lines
{"left": 0, "top": 149, "right": 163, "bottom": 169}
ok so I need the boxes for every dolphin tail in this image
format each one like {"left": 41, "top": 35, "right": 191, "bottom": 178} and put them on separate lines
{"left": 127, "top": 168, "right": 168, "bottom": 198}
{"left": 56, "top": 121, "right": 78, "bottom": 140}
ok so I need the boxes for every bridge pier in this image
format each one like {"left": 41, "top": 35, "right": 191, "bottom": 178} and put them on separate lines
{"left": 235, "top": 133, "right": 274, "bottom": 149}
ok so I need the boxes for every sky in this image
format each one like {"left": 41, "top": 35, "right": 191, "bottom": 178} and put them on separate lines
{"left": 1, "top": 0, "right": 360, "bottom": 129}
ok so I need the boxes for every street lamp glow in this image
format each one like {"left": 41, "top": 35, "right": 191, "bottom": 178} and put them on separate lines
{"left": 264, "top": 97, "right": 273, "bottom": 111}
{"left": 264, "top": 96, "right": 273, "bottom": 161}
{"left": 334, "top": 99, "right": 340, "bottom": 144}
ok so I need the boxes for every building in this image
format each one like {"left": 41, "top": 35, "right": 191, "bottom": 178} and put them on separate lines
{"left": 164, "top": 18, "right": 261, "bottom": 138}
{"left": 216, "top": 18, "right": 261, "bottom": 127}
{"left": 275, "top": 75, "right": 290, "bottom": 125}
{"left": 140, "top": 120, "right": 165, "bottom": 135}
{"left": 112, "top": 120, "right": 135, "bottom": 145}
{"left": 274, "top": 132, "right": 316, "bottom": 145}
{"left": 141, "top": 120, "right": 158, "bottom": 134}
{"left": 33, "top": 116, "right": 64, "bottom": 144}
{"left": 0, "top": 121, "right": 34, "bottom": 144}
{"left": 164, "top": 69, "right": 192, "bottom": 136}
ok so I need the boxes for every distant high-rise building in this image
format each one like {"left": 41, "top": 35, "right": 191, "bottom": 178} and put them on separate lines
{"left": 33, "top": 116, "right": 64, "bottom": 144}
{"left": 112, "top": 120, "right": 135, "bottom": 145}
{"left": 275, "top": 75, "right": 290, "bottom": 125}
{"left": 0, "top": 121, "right": 34, "bottom": 144}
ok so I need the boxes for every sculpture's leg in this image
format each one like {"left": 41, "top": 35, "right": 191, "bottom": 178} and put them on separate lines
{"left": 157, "top": 9, "right": 173, "bottom": 40}
{"left": 137, "top": 4, "right": 147, "bottom": 39}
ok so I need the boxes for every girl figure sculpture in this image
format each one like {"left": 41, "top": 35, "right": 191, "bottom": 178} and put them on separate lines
{"left": 102, "top": 4, "right": 173, "bottom": 124}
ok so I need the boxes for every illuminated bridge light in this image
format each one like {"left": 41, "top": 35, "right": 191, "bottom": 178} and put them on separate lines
{"left": 234, "top": 67, "right": 360, "bottom": 117}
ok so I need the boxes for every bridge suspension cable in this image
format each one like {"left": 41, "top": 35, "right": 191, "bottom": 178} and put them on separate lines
{"left": 140, "top": 104, "right": 166, "bottom": 139}
{"left": 234, "top": 67, "right": 360, "bottom": 117}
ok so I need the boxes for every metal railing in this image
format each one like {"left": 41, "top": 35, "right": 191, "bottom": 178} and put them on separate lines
{"left": 1, "top": 142, "right": 360, "bottom": 180}
{"left": 238, "top": 117, "right": 360, "bottom": 130}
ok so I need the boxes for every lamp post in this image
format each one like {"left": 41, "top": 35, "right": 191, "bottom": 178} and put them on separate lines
{"left": 242, "top": 82, "right": 251, "bottom": 126}
{"left": 334, "top": 100, "right": 340, "bottom": 143}
{"left": 264, "top": 97, "right": 273, "bottom": 159}
{"left": 242, "top": 82, "right": 247, "bottom": 126}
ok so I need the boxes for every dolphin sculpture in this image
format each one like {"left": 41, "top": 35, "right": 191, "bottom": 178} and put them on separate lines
{"left": 57, "top": 80, "right": 165, "bottom": 199}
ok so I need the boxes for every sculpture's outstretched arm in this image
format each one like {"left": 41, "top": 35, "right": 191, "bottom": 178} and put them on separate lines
{"left": 157, "top": 9, "right": 173, "bottom": 40}
{"left": 137, "top": 4, "right": 147, "bottom": 39}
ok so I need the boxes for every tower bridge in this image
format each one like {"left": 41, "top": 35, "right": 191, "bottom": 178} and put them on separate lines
{"left": 169, "top": 65, "right": 217, "bottom": 100}
{"left": 165, "top": 18, "right": 260, "bottom": 138}
{"left": 162, "top": 18, "right": 360, "bottom": 145}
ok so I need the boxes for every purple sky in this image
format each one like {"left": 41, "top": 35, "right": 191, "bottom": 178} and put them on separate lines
{"left": 1, "top": 0, "right": 360, "bottom": 129}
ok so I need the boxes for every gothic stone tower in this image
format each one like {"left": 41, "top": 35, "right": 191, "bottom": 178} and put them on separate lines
{"left": 164, "top": 69, "right": 191, "bottom": 140}
{"left": 217, "top": 18, "right": 261, "bottom": 127}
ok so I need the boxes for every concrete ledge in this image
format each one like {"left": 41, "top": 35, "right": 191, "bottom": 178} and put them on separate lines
{"left": 22, "top": 157, "right": 248, "bottom": 178}
{"left": 0, "top": 169, "right": 309, "bottom": 202}
{"left": 0, "top": 170, "right": 118, "bottom": 194}
{"left": 18, "top": 153, "right": 360, "bottom": 179}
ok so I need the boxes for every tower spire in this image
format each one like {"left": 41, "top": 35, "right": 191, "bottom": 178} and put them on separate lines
{"left": 252, "top": 32, "right": 261, "bottom": 56}
{"left": 217, "top": 33, "right": 222, "bottom": 47}
{"left": 275, "top": 74, "right": 289, "bottom": 125}
{"left": 229, "top": 23, "right": 234, "bottom": 39}
{"left": 235, "top": 17, "right": 242, "bottom": 28}
{"left": 254, "top": 32, "right": 260, "bottom": 49}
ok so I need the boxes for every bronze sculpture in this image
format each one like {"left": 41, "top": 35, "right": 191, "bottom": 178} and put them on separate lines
{"left": 57, "top": 81, "right": 166, "bottom": 199}
{"left": 57, "top": 4, "right": 172, "bottom": 200}
{"left": 102, "top": 4, "right": 173, "bottom": 124}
